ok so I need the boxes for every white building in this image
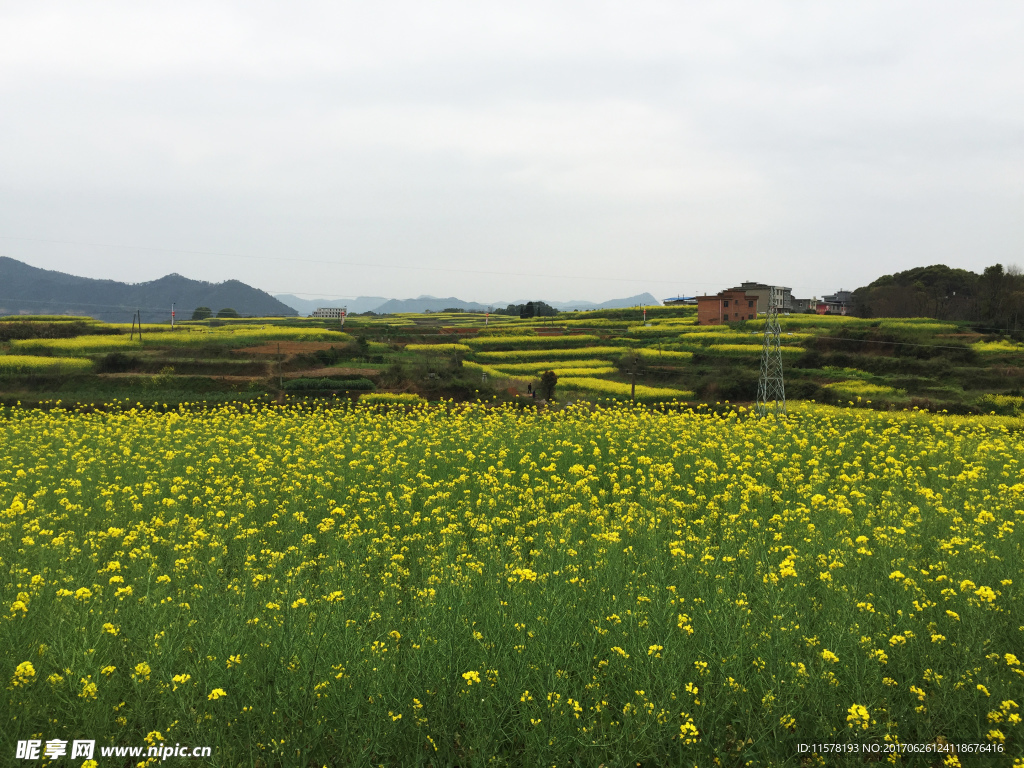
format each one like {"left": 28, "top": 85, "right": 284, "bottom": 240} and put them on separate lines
{"left": 311, "top": 307, "right": 346, "bottom": 319}
{"left": 733, "top": 282, "right": 793, "bottom": 312}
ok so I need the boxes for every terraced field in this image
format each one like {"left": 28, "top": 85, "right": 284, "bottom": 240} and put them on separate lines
{"left": 1, "top": 309, "right": 1023, "bottom": 412}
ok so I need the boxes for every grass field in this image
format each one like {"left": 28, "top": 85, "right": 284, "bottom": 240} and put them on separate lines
{"left": 2, "top": 402, "right": 1022, "bottom": 766}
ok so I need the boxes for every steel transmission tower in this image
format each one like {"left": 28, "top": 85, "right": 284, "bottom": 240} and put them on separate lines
{"left": 756, "top": 295, "right": 786, "bottom": 416}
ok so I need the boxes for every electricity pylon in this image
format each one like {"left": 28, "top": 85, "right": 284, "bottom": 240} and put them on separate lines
{"left": 756, "top": 297, "right": 786, "bottom": 416}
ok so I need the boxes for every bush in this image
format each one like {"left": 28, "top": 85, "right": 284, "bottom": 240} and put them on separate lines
{"left": 539, "top": 370, "right": 558, "bottom": 400}
{"left": 217, "top": 308, "right": 240, "bottom": 318}
{"left": 786, "top": 379, "right": 823, "bottom": 400}
{"left": 283, "top": 377, "right": 376, "bottom": 392}
{"left": 192, "top": 307, "right": 213, "bottom": 320}
{"left": 97, "top": 352, "right": 141, "bottom": 373}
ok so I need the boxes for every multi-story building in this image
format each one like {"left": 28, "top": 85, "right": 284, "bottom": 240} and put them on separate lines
{"left": 822, "top": 290, "right": 852, "bottom": 314}
{"left": 731, "top": 282, "right": 793, "bottom": 312}
{"left": 311, "top": 307, "right": 346, "bottom": 319}
{"left": 696, "top": 290, "right": 758, "bottom": 325}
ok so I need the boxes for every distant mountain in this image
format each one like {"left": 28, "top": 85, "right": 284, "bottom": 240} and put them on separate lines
{"left": 276, "top": 292, "right": 664, "bottom": 316}
{"left": 550, "top": 293, "right": 660, "bottom": 311}
{"left": 372, "top": 296, "right": 496, "bottom": 314}
{"left": 0, "top": 257, "right": 297, "bottom": 321}
{"left": 274, "top": 294, "right": 391, "bottom": 316}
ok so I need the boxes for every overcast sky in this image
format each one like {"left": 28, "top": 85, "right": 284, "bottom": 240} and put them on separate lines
{"left": 1, "top": 2, "right": 1021, "bottom": 303}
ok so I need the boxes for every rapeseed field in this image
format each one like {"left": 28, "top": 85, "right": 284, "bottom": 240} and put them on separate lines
{"left": 0, "top": 356, "right": 94, "bottom": 374}
{"left": 2, "top": 402, "right": 1022, "bottom": 766}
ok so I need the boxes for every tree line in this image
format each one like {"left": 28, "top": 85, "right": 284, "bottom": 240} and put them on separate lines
{"left": 852, "top": 263, "right": 1024, "bottom": 332}
{"left": 493, "top": 301, "right": 558, "bottom": 318}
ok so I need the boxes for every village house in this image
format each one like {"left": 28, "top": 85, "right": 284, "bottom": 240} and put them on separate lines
{"left": 696, "top": 290, "right": 757, "bottom": 325}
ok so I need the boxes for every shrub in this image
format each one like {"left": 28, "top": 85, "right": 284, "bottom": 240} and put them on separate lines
{"left": 97, "top": 352, "right": 140, "bottom": 373}
{"left": 192, "top": 307, "right": 213, "bottom": 320}
{"left": 283, "top": 377, "right": 376, "bottom": 392}
{"left": 538, "top": 370, "right": 558, "bottom": 400}
{"left": 217, "top": 308, "right": 240, "bottom": 318}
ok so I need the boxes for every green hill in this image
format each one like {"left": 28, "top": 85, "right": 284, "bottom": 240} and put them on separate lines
{"left": 0, "top": 257, "right": 297, "bottom": 321}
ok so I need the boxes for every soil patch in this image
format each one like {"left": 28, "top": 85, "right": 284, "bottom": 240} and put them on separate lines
{"left": 282, "top": 367, "right": 380, "bottom": 380}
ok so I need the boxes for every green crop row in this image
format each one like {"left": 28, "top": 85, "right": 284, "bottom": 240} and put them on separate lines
{"left": 10, "top": 336, "right": 142, "bottom": 354}
{"left": 822, "top": 380, "right": 906, "bottom": 399}
{"left": 558, "top": 376, "right": 693, "bottom": 401}
{"left": 404, "top": 344, "right": 472, "bottom": 352}
{"left": 464, "top": 335, "right": 600, "bottom": 350}
{"left": 358, "top": 392, "right": 425, "bottom": 404}
{"left": 475, "top": 347, "right": 624, "bottom": 361}
{"left": 480, "top": 359, "right": 616, "bottom": 373}
{"left": 680, "top": 343, "right": 804, "bottom": 357}
{"left": 0, "top": 355, "right": 95, "bottom": 373}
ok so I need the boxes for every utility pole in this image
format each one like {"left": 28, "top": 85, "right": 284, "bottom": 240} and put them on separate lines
{"left": 629, "top": 351, "right": 643, "bottom": 403}
{"left": 171, "top": 303, "right": 175, "bottom": 329}
{"left": 340, "top": 307, "right": 347, "bottom": 328}
{"left": 756, "top": 294, "right": 786, "bottom": 416}
{"left": 130, "top": 310, "right": 143, "bottom": 341}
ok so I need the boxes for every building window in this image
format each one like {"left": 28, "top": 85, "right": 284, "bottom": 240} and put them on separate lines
{"left": 748, "top": 300, "right": 754, "bottom": 307}
{"left": 723, "top": 313, "right": 729, "bottom": 320}
{"left": 723, "top": 300, "right": 729, "bottom": 307}
{"left": 749, "top": 314, "right": 754, "bottom": 320}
